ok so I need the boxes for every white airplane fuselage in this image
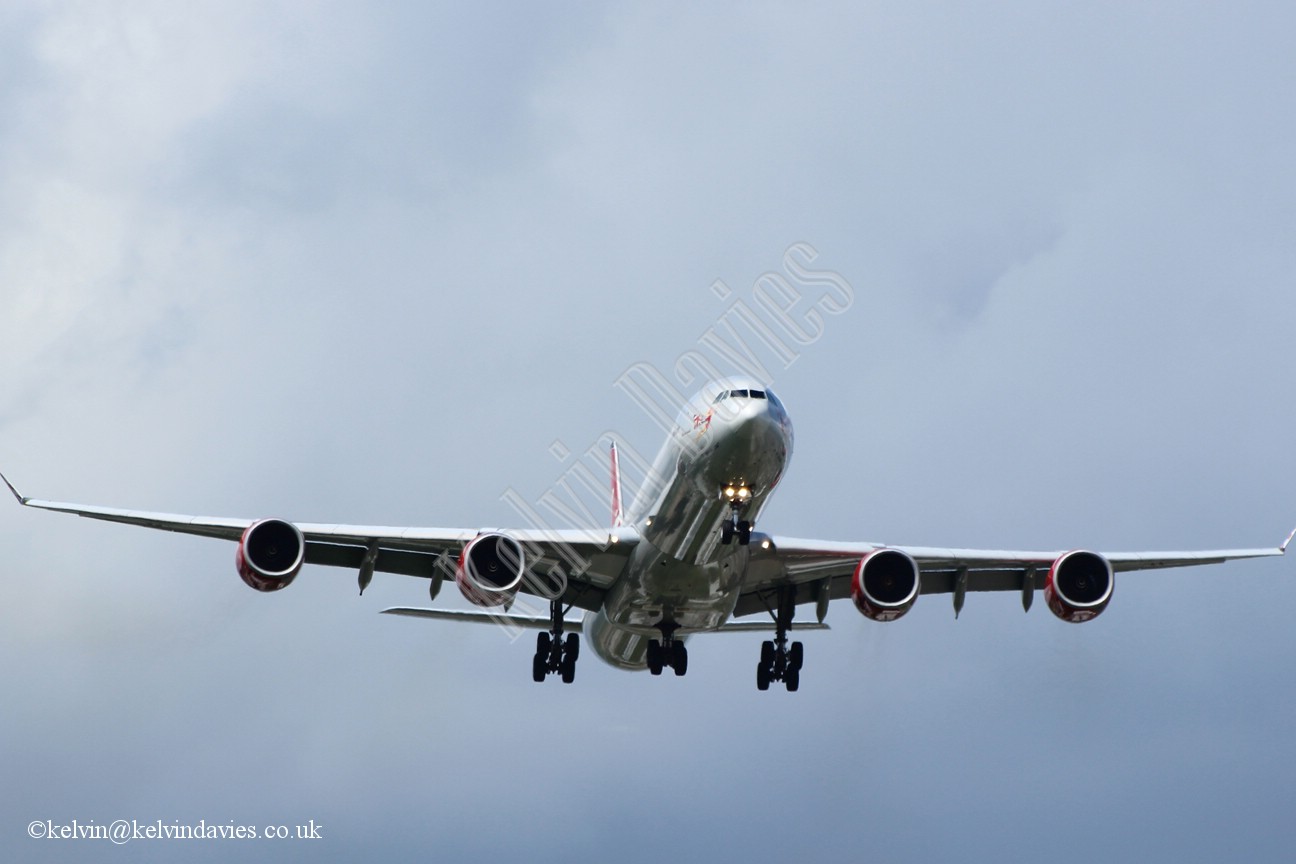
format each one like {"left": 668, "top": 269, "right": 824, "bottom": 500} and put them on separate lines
{"left": 587, "top": 381, "right": 794, "bottom": 669}
{"left": 6, "top": 369, "right": 1285, "bottom": 688}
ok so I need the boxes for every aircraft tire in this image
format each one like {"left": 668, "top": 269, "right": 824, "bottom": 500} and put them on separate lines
{"left": 672, "top": 642, "right": 688, "bottom": 676}
{"left": 647, "top": 640, "right": 663, "bottom": 675}
{"left": 565, "top": 632, "right": 579, "bottom": 662}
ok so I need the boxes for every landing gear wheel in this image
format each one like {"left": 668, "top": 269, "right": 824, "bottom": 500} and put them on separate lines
{"left": 756, "top": 586, "right": 804, "bottom": 692}
{"left": 788, "top": 641, "right": 803, "bottom": 672}
{"left": 533, "top": 600, "right": 579, "bottom": 683}
{"left": 721, "top": 492, "right": 753, "bottom": 546}
{"left": 647, "top": 624, "right": 689, "bottom": 678}
{"left": 647, "top": 639, "right": 664, "bottom": 675}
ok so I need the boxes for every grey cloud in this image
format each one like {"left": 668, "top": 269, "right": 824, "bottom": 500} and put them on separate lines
{"left": 2, "top": 2, "right": 1295, "bottom": 863}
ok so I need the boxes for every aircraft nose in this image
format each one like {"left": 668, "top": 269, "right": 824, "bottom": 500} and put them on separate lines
{"left": 701, "top": 387, "right": 791, "bottom": 446}
{"left": 736, "top": 395, "right": 790, "bottom": 444}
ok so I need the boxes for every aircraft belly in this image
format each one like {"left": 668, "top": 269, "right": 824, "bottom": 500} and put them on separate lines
{"left": 586, "top": 609, "right": 654, "bottom": 670}
{"left": 600, "top": 537, "right": 748, "bottom": 634}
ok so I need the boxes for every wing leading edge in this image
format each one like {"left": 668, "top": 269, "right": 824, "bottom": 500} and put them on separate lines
{"left": 731, "top": 531, "right": 1290, "bottom": 619}
{"left": 2, "top": 475, "right": 635, "bottom": 612}
{"left": 5, "top": 472, "right": 1288, "bottom": 622}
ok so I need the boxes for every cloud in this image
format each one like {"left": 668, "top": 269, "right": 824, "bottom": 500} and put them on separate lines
{"left": 2, "top": 2, "right": 1295, "bottom": 862}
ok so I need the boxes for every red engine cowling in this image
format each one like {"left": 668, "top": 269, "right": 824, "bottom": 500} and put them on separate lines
{"left": 852, "top": 549, "right": 921, "bottom": 621}
{"left": 1045, "top": 550, "right": 1114, "bottom": 622}
{"left": 236, "top": 518, "right": 306, "bottom": 592}
{"left": 456, "top": 532, "right": 526, "bottom": 607}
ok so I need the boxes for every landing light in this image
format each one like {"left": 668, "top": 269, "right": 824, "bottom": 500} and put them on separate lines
{"left": 737, "top": 487, "right": 751, "bottom": 500}
{"left": 724, "top": 487, "right": 736, "bottom": 498}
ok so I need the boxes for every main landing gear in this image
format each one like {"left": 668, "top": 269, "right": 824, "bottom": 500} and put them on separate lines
{"left": 646, "top": 622, "right": 688, "bottom": 677}
{"left": 533, "top": 599, "right": 579, "bottom": 684}
{"left": 757, "top": 585, "right": 803, "bottom": 692}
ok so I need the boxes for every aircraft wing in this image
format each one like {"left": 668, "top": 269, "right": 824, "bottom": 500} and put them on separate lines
{"left": 2, "top": 476, "right": 634, "bottom": 612}
{"left": 731, "top": 531, "right": 1291, "bottom": 619}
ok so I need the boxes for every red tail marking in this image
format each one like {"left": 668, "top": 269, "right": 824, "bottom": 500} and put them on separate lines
{"left": 610, "top": 442, "right": 624, "bottom": 528}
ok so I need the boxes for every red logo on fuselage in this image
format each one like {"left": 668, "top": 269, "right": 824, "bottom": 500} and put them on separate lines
{"left": 692, "top": 409, "right": 712, "bottom": 436}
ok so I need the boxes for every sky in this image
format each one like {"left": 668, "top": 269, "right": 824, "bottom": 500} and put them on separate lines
{"left": 2, "top": 1, "right": 1295, "bottom": 861}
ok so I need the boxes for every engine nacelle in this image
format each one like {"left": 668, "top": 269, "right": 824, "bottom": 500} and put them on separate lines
{"left": 236, "top": 518, "right": 305, "bottom": 592}
{"left": 852, "top": 548, "right": 921, "bottom": 622}
{"left": 1045, "top": 550, "right": 1114, "bottom": 622}
{"left": 456, "top": 532, "right": 526, "bottom": 608}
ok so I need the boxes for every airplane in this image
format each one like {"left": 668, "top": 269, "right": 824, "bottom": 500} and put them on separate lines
{"left": 3, "top": 377, "right": 1292, "bottom": 691}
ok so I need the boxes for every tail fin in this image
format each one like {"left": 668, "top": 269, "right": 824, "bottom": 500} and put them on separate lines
{"left": 609, "top": 441, "right": 625, "bottom": 528}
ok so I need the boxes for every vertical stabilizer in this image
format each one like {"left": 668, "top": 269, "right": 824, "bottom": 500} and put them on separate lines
{"left": 610, "top": 442, "right": 625, "bottom": 527}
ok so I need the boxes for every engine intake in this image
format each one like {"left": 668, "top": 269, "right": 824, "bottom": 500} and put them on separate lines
{"left": 852, "top": 549, "right": 921, "bottom": 621}
{"left": 456, "top": 532, "right": 526, "bottom": 607}
{"left": 1045, "top": 550, "right": 1113, "bottom": 622}
{"left": 236, "top": 518, "right": 305, "bottom": 592}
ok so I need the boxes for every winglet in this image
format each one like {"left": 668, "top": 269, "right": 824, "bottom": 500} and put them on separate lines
{"left": 0, "top": 472, "right": 27, "bottom": 505}
{"left": 1281, "top": 523, "right": 1296, "bottom": 554}
{"left": 609, "top": 442, "right": 624, "bottom": 528}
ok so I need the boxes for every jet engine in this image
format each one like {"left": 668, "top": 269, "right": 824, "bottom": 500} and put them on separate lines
{"left": 236, "top": 518, "right": 305, "bottom": 592}
{"left": 456, "top": 532, "right": 526, "bottom": 607}
{"left": 852, "top": 548, "right": 921, "bottom": 621}
{"left": 1045, "top": 550, "right": 1114, "bottom": 622}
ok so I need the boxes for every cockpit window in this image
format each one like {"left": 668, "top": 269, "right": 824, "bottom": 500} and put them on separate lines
{"left": 714, "top": 387, "right": 774, "bottom": 402}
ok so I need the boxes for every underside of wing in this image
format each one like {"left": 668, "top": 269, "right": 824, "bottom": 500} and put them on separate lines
{"left": 5, "top": 482, "right": 635, "bottom": 612}
{"left": 733, "top": 531, "right": 1288, "bottom": 622}
{"left": 381, "top": 607, "right": 588, "bottom": 631}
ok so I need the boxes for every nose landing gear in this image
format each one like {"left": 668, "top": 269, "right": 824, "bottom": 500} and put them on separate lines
{"left": 720, "top": 514, "right": 752, "bottom": 546}
{"left": 719, "top": 484, "right": 753, "bottom": 546}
